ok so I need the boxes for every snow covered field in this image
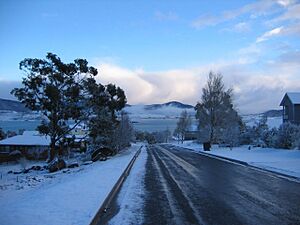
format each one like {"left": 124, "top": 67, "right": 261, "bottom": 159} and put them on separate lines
{"left": 0, "top": 144, "right": 142, "bottom": 225}
{"left": 172, "top": 141, "right": 300, "bottom": 179}
{"left": 242, "top": 114, "right": 282, "bottom": 128}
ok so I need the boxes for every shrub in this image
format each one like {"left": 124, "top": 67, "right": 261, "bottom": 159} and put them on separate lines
{"left": 273, "top": 122, "right": 300, "bottom": 149}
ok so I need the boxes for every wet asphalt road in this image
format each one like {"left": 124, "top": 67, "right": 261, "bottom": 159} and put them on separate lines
{"left": 143, "top": 144, "right": 300, "bottom": 225}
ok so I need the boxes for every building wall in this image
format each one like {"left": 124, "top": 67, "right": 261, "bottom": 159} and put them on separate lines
{"left": 295, "top": 105, "right": 300, "bottom": 124}
{"left": 283, "top": 97, "right": 294, "bottom": 123}
{"left": 282, "top": 97, "right": 300, "bottom": 124}
{"left": 0, "top": 145, "right": 48, "bottom": 160}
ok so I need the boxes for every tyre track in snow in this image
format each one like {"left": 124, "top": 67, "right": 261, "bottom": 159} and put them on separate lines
{"left": 153, "top": 145, "right": 243, "bottom": 225}
{"left": 144, "top": 145, "right": 199, "bottom": 225}
{"left": 162, "top": 144, "right": 300, "bottom": 224}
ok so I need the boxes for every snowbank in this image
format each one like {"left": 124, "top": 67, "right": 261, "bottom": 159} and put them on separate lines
{"left": 172, "top": 141, "right": 300, "bottom": 179}
{"left": 0, "top": 144, "right": 142, "bottom": 225}
{"left": 108, "top": 146, "right": 147, "bottom": 225}
{"left": 0, "top": 131, "right": 50, "bottom": 146}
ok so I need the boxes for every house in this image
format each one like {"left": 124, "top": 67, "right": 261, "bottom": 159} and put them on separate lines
{"left": 0, "top": 129, "right": 88, "bottom": 162}
{"left": 0, "top": 131, "right": 50, "bottom": 161}
{"left": 185, "top": 124, "right": 198, "bottom": 140}
{"left": 280, "top": 92, "right": 300, "bottom": 124}
{"left": 67, "top": 123, "right": 88, "bottom": 152}
{"left": 69, "top": 123, "right": 89, "bottom": 136}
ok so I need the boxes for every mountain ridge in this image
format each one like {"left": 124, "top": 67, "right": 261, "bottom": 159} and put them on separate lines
{"left": 144, "top": 101, "right": 194, "bottom": 110}
{"left": 0, "top": 98, "right": 29, "bottom": 112}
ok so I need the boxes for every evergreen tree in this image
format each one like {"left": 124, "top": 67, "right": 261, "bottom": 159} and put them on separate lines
{"left": 0, "top": 128, "right": 6, "bottom": 140}
{"left": 11, "top": 53, "right": 98, "bottom": 161}
{"left": 84, "top": 79, "right": 127, "bottom": 151}
{"left": 274, "top": 122, "right": 300, "bottom": 149}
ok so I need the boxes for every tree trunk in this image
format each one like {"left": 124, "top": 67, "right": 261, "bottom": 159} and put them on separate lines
{"left": 49, "top": 138, "right": 56, "bottom": 162}
{"left": 210, "top": 126, "right": 214, "bottom": 143}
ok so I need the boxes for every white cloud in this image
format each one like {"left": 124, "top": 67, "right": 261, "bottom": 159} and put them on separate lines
{"left": 256, "top": 26, "right": 283, "bottom": 42}
{"left": 277, "top": 0, "right": 296, "bottom": 7}
{"left": 238, "top": 43, "right": 261, "bottom": 55}
{"left": 191, "top": 14, "right": 221, "bottom": 29}
{"left": 191, "top": 0, "right": 284, "bottom": 29}
{"left": 154, "top": 11, "right": 178, "bottom": 21}
{"left": 1, "top": 55, "right": 299, "bottom": 114}
{"left": 256, "top": 21, "right": 300, "bottom": 43}
{"left": 233, "top": 22, "right": 251, "bottom": 32}
{"left": 283, "top": 22, "right": 300, "bottom": 35}
{"left": 272, "top": 3, "right": 300, "bottom": 22}
{"left": 94, "top": 63, "right": 154, "bottom": 104}
{"left": 90, "top": 52, "right": 300, "bottom": 114}
{"left": 222, "top": 22, "right": 251, "bottom": 33}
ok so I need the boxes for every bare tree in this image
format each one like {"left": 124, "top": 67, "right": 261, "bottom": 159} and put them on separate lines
{"left": 195, "top": 72, "right": 240, "bottom": 144}
{"left": 174, "top": 110, "right": 192, "bottom": 143}
{"left": 114, "top": 111, "right": 134, "bottom": 152}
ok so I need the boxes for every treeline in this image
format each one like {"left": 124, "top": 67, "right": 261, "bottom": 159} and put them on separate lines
{"left": 240, "top": 117, "right": 300, "bottom": 149}
{"left": 0, "top": 128, "right": 21, "bottom": 140}
{"left": 174, "top": 72, "right": 300, "bottom": 150}
{"left": 135, "top": 129, "right": 171, "bottom": 144}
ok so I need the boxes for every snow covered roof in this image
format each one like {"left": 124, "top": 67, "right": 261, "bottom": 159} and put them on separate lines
{"left": 280, "top": 92, "right": 300, "bottom": 106}
{"left": 0, "top": 131, "right": 50, "bottom": 146}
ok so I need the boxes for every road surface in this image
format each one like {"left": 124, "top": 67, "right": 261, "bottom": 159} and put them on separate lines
{"left": 109, "top": 144, "right": 300, "bottom": 225}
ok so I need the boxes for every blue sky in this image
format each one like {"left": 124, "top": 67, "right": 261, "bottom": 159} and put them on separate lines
{"left": 0, "top": 0, "right": 300, "bottom": 113}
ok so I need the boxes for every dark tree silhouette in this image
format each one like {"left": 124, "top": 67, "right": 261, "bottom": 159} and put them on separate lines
{"left": 83, "top": 78, "right": 127, "bottom": 151}
{"left": 11, "top": 53, "right": 98, "bottom": 161}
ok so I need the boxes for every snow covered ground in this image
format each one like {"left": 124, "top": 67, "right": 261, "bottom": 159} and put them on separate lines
{"left": 172, "top": 141, "right": 300, "bottom": 179}
{"left": 108, "top": 146, "right": 147, "bottom": 225}
{"left": 0, "top": 144, "right": 142, "bottom": 225}
{"left": 242, "top": 114, "right": 282, "bottom": 128}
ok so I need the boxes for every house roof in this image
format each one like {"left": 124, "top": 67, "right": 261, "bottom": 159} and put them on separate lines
{"left": 0, "top": 131, "right": 50, "bottom": 146}
{"left": 0, "top": 131, "right": 87, "bottom": 146}
{"left": 280, "top": 92, "right": 300, "bottom": 106}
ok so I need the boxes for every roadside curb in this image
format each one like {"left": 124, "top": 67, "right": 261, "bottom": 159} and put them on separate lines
{"left": 178, "top": 146, "right": 300, "bottom": 183}
{"left": 89, "top": 145, "right": 143, "bottom": 225}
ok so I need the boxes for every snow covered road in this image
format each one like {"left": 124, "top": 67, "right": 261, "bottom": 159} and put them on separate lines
{"left": 109, "top": 144, "right": 300, "bottom": 225}
{"left": 172, "top": 141, "right": 300, "bottom": 179}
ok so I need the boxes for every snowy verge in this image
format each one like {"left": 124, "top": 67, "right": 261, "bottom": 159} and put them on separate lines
{"left": 0, "top": 143, "right": 142, "bottom": 225}
{"left": 108, "top": 146, "right": 147, "bottom": 225}
{"left": 171, "top": 141, "right": 300, "bottom": 179}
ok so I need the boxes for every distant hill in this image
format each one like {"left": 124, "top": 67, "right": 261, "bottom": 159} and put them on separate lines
{"left": 144, "top": 101, "right": 194, "bottom": 110}
{"left": 124, "top": 101, "right": 195, "bottom": 119}
{"left": 0, "top": 98, "right": 29, "bottom": 112}
{"left": 263, "top": 109, "right": 282, "bottom": 117}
